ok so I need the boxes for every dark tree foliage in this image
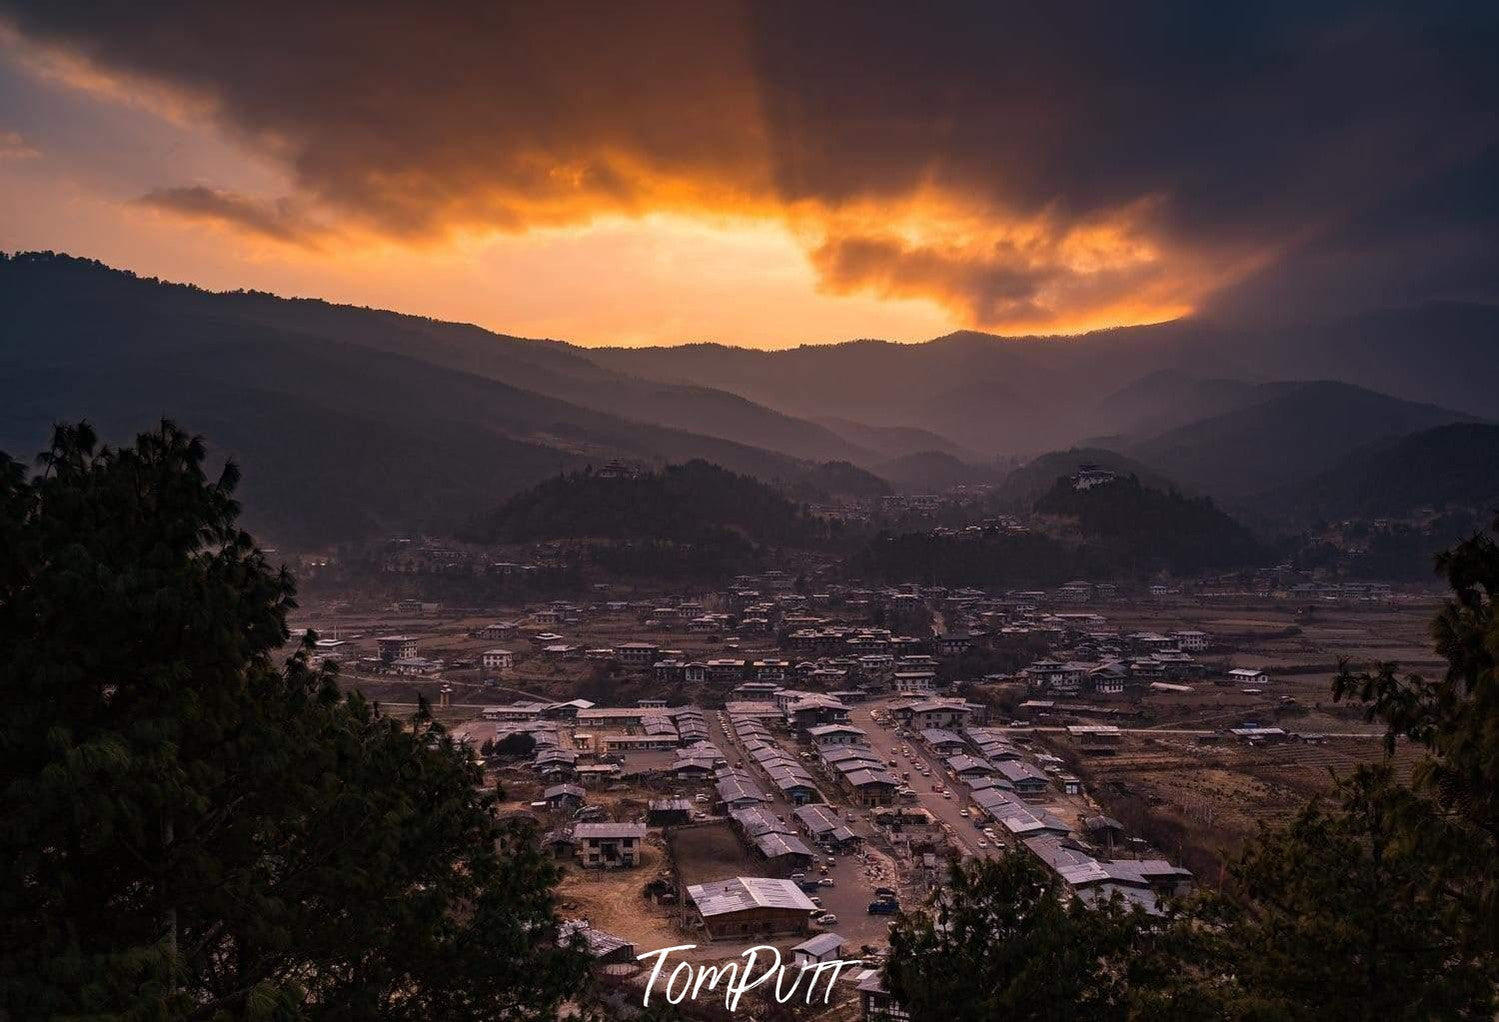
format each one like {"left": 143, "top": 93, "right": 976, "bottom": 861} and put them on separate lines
{"left": 464, "top": 460, "right": 837, "bottom": 547}
{"left": 1034, "top": 475, "right": 1267, "bottom": 575}
{"left": 586, "top": 530, "right": 767, "bottom": 582}
{"left": 0, "top": 422, "right": 587, "bottom": 1019}
{"left": 851, "top": 529, "right": 1082, "bottom": 588}
{"left": 885, "top": 853, "right": 1140, "bottom": 1021}
{"left": 853, "top": 476, "right": 1266, "bottom": 586}
{"left": 777, "top": 459, "right": 893, "bottom": 501}
{"left": 1335, "top": 517, "right": 1499, "bottom": 950}
{"left": 1172, "top": 767, "right": 1496, "bottom": 1020}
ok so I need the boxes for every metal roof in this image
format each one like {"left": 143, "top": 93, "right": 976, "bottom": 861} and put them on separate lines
{"left": 791, "top": 933, "right": 844, "bottom": 956}
{"left": 559, "top": 920, "right": 634, "bottom": 958}
{"left": 687, "top": 877, "right": 818, "bottom": 917}
{"left": 573, "top": 822, "right": 647, "bottom": 840}
{"left": 755, "top": 832, "right": 816, "bottom": 859}
{"left": 807, "top": 723, "right": 866, "bottom": 737}
{"left": 843, "top": 768, "right": 899, "bottom": 787}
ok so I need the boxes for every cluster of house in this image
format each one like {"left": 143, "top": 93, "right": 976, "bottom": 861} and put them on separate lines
{"left": 640, "top": 630, "right": 951, "bottom": 698}
{"left": 1019, "top": 627, "right": 1214, "bottom": 696}
{"left": 374, "top": 537, "right": 556, "bottom": 579}
{"left": 906, "top": 718, "right": 1193, "bottom": 915}
{"left": 727, "top": 805, "right": 820, "bottom": 871}
{"left": 721, "top": 696, "right": 946, "bottom": 814}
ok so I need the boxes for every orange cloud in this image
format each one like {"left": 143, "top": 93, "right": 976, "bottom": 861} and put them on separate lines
{"left": 3, "top": 2, "right": 1493, "bottom": 336}
{"left": 0, "top": 129, "right": 39, "bottom": 159}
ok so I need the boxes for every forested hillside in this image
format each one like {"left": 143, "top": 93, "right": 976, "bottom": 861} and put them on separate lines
{"left": 1035, "top": 475, "right": 1268, "bottom": 575}
{"left": 465, "top": 460, "right": 836, "bottom": 546}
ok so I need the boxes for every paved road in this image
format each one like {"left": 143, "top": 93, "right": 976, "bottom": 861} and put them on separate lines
{"left": 705, "top": 711, "right": 893, "bottom": 945}
{"left": 850, "top": 703, "right": 996, "bottom": 860}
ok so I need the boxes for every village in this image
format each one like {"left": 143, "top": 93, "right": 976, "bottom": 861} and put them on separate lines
{"left": 285, "top": 570, "right": 1436, "bottom": 1020}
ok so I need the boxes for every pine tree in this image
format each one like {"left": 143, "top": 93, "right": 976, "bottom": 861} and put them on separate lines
{"left": 885, "top": 852, "right": 1139, "bottom": 1021}
{"left": 0, "top": 422, "right": 587, "bottom": 1019}
{"left": 1334, "top": 518, "right": 1499, "bottom": 951}
{"left": 1178, "top": 767, "right": 1496, "bottom": 1020}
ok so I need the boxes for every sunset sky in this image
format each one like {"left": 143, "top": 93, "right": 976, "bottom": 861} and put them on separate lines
{"left": 2, "top": 3, "right": 1496, "bottom": 348}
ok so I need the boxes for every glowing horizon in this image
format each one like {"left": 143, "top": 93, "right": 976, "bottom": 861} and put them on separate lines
{"left": 2, "top": 5, "right": 1493, "bottom": 348}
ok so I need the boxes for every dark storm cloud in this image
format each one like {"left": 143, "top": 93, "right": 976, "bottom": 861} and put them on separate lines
{"left": 134, "top": 186, "right": 324, "bottom": 247}
{"left": 3, "top": 0, "right": 1495, "bottom": 328}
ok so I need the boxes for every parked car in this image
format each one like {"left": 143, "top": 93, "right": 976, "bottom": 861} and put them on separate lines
{"left": 810, "top": 896, "right": 823, "bottom": 907}
{"left": 817, "top": 913, "right": 838, "bottom": 926}
{"left": 694, "top": 793, "right": 709, "bottom": 803}
{"left": 867, "top": 900, "right": 899, "bottom": 915}
{"left": 819, "top": 877, "right": 835, "bottom": 887}
{"left": 959, "top": 808, "right": 970, "bottom": 817}
{"left": 983, "top": 828, "right": 997, "bottom": 840}
{"left": 977, "top": 840, "right": 989, "bottom": 849}
{"left": 790, "top": 872, "right": 806, "bottom": 881}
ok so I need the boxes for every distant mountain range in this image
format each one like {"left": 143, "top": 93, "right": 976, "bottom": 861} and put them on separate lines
{"left": 1128, "top": 380, "right": 1478, "bottom": 500}
{"left": 3, "top": 250, "right": 1496, "bottom": 546}
{"left": 0, "top": 254, "right": 882, "bottom": 543}
{"left": 587, "top": 308, "right": 1499, "bottom": 453}
{"left": 1250, "top": 423, "right": 1499, "bottom": 526}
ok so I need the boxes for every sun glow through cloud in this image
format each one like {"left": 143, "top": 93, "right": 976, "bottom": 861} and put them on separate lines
{"left": 2, "top": 3, "right": 1495, "bottom": 346}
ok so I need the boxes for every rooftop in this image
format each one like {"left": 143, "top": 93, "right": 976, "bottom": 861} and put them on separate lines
{"left": 687, "top": 876, "right": 818, "bottom": 917}
{"left": 573, "top": 822, "right": 647, "bottom": 840}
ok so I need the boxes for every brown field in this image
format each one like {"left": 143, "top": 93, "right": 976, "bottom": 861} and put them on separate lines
{"left": 666, "top": 822, "right": 761, "bottom": 888}
{"left": 555, "top": 840, "right": 691, "bottom": 957}
{"left": 1048, "top": 729, "right": 1429, "bottom": 883}
{"left": 1029, "top": 596, "right": 1448, "bottom": 883}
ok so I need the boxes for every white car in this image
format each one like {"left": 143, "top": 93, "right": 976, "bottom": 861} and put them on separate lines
{"left": 810, "top": 896, "right": 824, "bottom": 908}
{"left": 942, "top": 790, "right": 954, "bottom": 799}
{"left": 694, "top": 793, "right": 709, "bottom": 803}
{"left": 790, "top": 872, "right": 806, "bottom": 881}
{"left": 817, "top": 913, "right": 838, "bottom": 926}
{"left": 977, "top": 840, "right": 989, "bottom": 849}
{"left": 819, "top": 877, "right": 835, "bottom": 887}
{"left": 959, "top": 808, "right": 970, "bottom": 817}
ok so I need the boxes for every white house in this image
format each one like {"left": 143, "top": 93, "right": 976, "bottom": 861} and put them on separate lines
{"left": 482, "top": 649, "right": 514, "bottom": 671}
{"left": 792, "top": 932, "right": 845, "bottom": 967}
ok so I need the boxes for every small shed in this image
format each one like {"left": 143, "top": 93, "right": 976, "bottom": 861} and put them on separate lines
{"left": 791, "top": 932, "right": 845, "bottom": 967}
{"left": 647, "top": 798, "right": 693, "bottom": 827}
{"left": 543, "top": 783, "right": 586, "bottom": 811}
